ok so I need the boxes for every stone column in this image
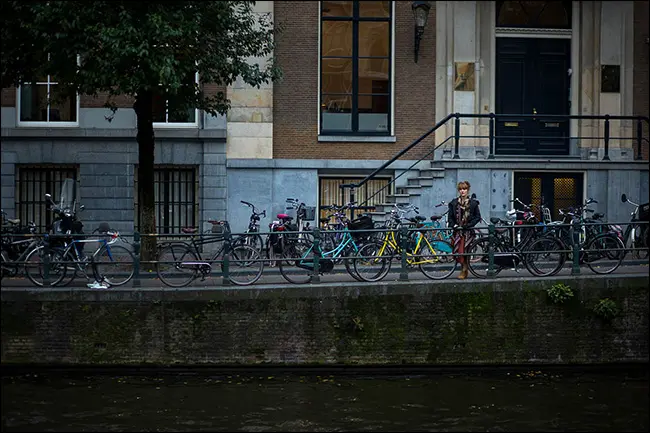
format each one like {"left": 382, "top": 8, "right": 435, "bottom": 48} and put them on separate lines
{"left": 226, "top": 1, "right": 274, "bottom": 159}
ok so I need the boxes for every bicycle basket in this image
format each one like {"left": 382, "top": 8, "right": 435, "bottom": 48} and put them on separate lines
{"left": 348, "top": 215, "right": 374, "bottom": 240}
{"left": 210, "top": 222, "right": 226, "bottom": 240}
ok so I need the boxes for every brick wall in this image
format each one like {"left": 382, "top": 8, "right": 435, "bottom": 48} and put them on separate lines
{"left": 1, "top": 277, "right": 648, "bottom": 366}
{"left": 273, "top": 1, "right": 437, "bottom": 160}
{"left": 633, "top": 0, "right": 649, "bottom": 160}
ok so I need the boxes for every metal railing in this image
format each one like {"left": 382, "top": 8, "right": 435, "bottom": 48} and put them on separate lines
{"left": 340, "top": 113, "right": 650, "bottom": 209}
{"left": 2, "top": 219, "right": 647, "bottom": 288}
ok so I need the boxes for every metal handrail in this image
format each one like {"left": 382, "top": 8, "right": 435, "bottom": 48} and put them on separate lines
{"left": 340, "top": 112, "right": 650, "bottom": 208}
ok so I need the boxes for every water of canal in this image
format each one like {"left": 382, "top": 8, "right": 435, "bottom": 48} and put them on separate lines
{"left": 2, "top": 367, "right": 648, "bottom": 432}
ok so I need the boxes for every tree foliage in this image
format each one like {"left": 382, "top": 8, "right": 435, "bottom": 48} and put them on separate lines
{"left": 2, "top": 1, "right": 281, "bottom": 114}
{"left": 1, "top": 1, "right": 282, "bottom": 264}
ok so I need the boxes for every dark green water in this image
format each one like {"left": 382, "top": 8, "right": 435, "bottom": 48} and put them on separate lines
{"left": 2, "top": 368, "right": 648, "bottom": 432}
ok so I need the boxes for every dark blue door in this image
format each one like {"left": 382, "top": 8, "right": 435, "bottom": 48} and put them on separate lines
{"left": 496, "top": 38, "right": 571, "bottom": 156}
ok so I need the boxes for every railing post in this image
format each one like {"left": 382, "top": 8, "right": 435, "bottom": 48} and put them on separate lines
{"left": 349, "top": 187, "right": 356, "bottom": 220}
{"left": 453, "top": 113, "right": 461, "bottom": 159}
{"left": 42, "top": 234, "right": 50, "bottom": 287}
{"left": 487, "top": 224, "right": 495, "bottom": 277}
{"left": 399, "top": 226, "right": 409, "bottom": 281}
{"left": 131, "top": 231, "right": 141, "bottom": 288}
{"left": 222, "top": 227, "right": 231, "bottom": 286}
{"left": 636, "top": 118, "right": 643, "bottom": 161}
{"left": 569, "top": 223, "right": 581, "bottom": 275}
{"left": 603, "top": 115, "right": 611, "bottom": 160}
{"left": 488, "top": 113, "right": 495, "bottom": 159}
{"left": 312, "top": 227, "right": 321, "bottom": 283}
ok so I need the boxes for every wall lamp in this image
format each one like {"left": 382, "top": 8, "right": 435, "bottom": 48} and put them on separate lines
{"left": 412, "top": 1, "right": 431, "bottom": 63}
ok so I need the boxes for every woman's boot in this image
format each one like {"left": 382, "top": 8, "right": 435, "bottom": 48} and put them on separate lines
{"left": 458, "top": 262, "right": 468, "bottom": 279}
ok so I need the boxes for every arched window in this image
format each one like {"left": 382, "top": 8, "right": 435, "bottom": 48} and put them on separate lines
{"left": 496, "top": 1, "right": 571, "bottom": 29}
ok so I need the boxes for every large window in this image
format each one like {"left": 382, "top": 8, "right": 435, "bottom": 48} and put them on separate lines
{"left": 153, "top": 72, "right": 199, "bottom": 126}
{"left": 134, "top": 165, "right": 199, "bottom": 234}
{"left": 17, "top": 65, "right": 79, "bottom": 126}
{"left": 320, "top": 1, "right": 392, "bottom": 135}
{"left": 15, "top": 165, "right": 78, "bottom": 233}
{"left": 319, "top": 176, "right": 392, "bottom": 220}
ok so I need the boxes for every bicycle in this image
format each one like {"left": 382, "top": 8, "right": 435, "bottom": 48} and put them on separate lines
{"left": 54, "top": 224, "right": 135, "bottom": 287}
{"left": 277, "top": 212, "right": 378, "bottom": 284}
{"left": 620, "top": 193, "right": 649, "bottom": 259}
{"left": 552, "top": 201, "right": 625, "bottom": 275}
{"left": 157, "top": 219, "right": 264, "bottom": 287}
{"left": 236, "top": 200, "right": 266, "bottom": 255}
{"left": 354, "top": 203, "right": 456, "bottom": 282}
{"left": 466, "top": 214, "right": 566, "bottom": 278}
{"left": 1, "top": 222, "right": 66, "bottom": 286}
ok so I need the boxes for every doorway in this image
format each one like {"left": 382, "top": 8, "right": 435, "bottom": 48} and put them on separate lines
{"left": 495, "top": 37, "right": 571, "bottom": 156}
{"left": 513, "top": 172, "right": 584, "bottom": 221}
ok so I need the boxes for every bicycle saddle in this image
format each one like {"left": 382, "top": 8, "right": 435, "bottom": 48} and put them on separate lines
{"left": 181, "top": 227, "right": 198, "bottom": 234}
{"left": 277, "top": 213, "right": 293, "bottom": 221}
{"left": 490, "top": 217, "right": 510, "bottom": 225}
{"left": 319, "top": 217, "right": 330, "bottom": 224}
{"left": 413, "top": 215, "right": 426, "bottom": 222}
{"left": 6, "top": 218, "right": 20, "bottom": 225}
{"left": 430, "top": 215, "right": 443, "bottom": 221}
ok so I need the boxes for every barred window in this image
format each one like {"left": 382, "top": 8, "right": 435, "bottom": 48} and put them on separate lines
{"left": 134, "top": 165, "right": 199, "bottom": 234}
{"left": 15, "top": 165, "right": 78, "bottom": 233}
{"left": 319, "top": 176, "right": 391, "bottom": 220}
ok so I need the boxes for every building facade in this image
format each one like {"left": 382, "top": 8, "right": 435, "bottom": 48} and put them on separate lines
{"left": 1, "top": 1, "right": 648, "bottom": 236}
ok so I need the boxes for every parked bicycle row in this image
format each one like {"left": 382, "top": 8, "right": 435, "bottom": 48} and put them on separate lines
{"left": 2, "top": 177, "right": 648, "bottom": 288}
{"left": 2, "top": 198, "right": 647, "bottom": 288}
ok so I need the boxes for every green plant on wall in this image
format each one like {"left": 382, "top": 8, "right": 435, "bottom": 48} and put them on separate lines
{"left": 546, "top": 283, "right": 574, "bottom": 304}
{"left": 592, "top": 298, "right": 620, "bottom": 321}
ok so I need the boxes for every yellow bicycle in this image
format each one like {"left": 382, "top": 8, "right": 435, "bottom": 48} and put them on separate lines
{"left": 353, "top": 204, "right": 456, "bottom": 282}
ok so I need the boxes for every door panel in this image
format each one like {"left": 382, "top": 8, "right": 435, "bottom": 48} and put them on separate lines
{"left": 514, "top": 172, "right": 583, "bottom": 221}
{"left": 496, "top": 38, "right": 571, "bottom": 156}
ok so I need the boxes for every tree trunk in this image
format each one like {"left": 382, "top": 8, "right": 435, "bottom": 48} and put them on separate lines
{"left": 133, "top": 90, "right": 157, "bottom": 270}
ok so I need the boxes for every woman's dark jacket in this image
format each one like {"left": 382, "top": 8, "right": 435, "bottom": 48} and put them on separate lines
{"left": 447, "top": 198, "right": 481, "bottom": 228}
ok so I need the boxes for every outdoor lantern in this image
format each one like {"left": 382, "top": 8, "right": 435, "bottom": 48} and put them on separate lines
{"left": 412, "top": 1, "right": 431, "bottom": 63}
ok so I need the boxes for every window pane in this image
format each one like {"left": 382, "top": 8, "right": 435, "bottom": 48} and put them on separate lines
{"left": 49, "top": 86, "right": 76, "bottom": 121}
{"left": 322, "top": 21, "right": 353, "bottom": 57}
{"left": 169, "top": 105, "right": 196, "bottom": 123}
{"left": 359, "top": 1, "right": 390, "bottom": 18}
{"left": 359, "top": 22, "right": 389, "bottom": 57}
{"left": 358, "top": 59, "right": 389, "bottom": 94}
{"left": 497, "top": 1, "right": 529, "bottom": 27}
{"left": 321, "top": 94, "right": 352, "bottom": 132}
{"left": 19, "top": 84, "right": 48, "bottom": 121}
{"left": 321, "top": 1, "right": 352, "bottom": 17}
{"left": 537, "top": 2, "right": 570, "bottom": 28}
{"left": 322, "top": 58, "right": 353, "bottom": 95}
{"left": 358, "top": 95, "right": 388, "bottom": 132}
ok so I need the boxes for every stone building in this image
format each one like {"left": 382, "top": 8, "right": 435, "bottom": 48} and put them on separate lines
{"left": 1, "top": 1, "right": 648, "bottom": 236}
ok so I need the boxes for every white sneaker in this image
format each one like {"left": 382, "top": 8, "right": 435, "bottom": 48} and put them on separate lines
{"left": 87, "top": 281, "right": 109, "bottom": 289}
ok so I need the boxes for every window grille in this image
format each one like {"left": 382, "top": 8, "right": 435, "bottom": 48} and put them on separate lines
{"left": 15, "top": 165, "right": 78, "bottom": 233}
{"left": 134, "top": 165, "right": 199, "bottom": 234}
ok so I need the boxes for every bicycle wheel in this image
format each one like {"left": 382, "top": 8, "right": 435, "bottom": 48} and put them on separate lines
{"left": 157, "top": 244, "right": 198, "bottom": 288}
{"left": 353, "top": 242, "right": 392, "bottom": 282}
{"left": 418, "top": 240, "right": 457, "bottom": 280}
{"left": 524, "top": 236, "right": 566, "bottom": 277}
{"left": 467, "top": 237, "right": 504, "bottom": 278}
{"left": 585, "top": 233, "right": 624, "bottom": 275}
{"left": 278, "top": 239, "right": 314, "bottom": 284}
{"left": 94, "top": 244, "right": 135, "bottom": 286}
{"left": 24, "top": 245, "right": 67, "bottom": 287}
{"left": 225, "top": 244, "right": 264, "bottom": 286}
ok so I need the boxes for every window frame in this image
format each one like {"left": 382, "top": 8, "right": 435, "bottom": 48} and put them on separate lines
{"left": 153, "top": 71, "right": 201, "bottom": 129}
{"left": 16, "top": 77, "right": 80, "bottom": 128}
{"left": 318, "top": 1, "right": 394, "bottom": 137}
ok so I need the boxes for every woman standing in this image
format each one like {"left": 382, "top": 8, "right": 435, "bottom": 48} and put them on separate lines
{"left": 448, "top": 181, "right": 481, "bottom": 279}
